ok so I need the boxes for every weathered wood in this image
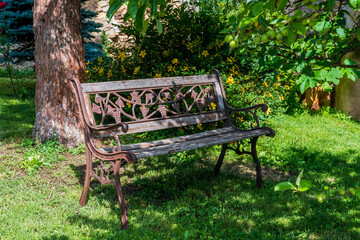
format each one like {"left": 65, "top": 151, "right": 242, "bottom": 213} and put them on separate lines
{"left": 118, "top": 127, "right": 236, "bottom": 150}
{"left": 102, "top": 127, "right": 271, "bottom": 159}
{"left": 81, "top": 74, "right": 218, "bottom": 93}
{"left": 93, "top": 112, "right": 228, "bottom": 137}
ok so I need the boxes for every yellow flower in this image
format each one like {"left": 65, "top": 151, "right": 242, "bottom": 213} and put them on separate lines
{"left": 86, "top": 61, "right": 90, "bottom": 65}
{"left": 202, "top": 50, "right": 209, "bottom": 57}
{"left": 126, "top": 102, "right": 132, "bottom": 108}
{"left": 133, "top": 66, "right": 140, "bottom": 75}
{"left": 226, "top": 75, "right": 235, "bottom": 85}
{"left": 183, "top": 65, "right": 190, "bottom": 71}
{"left": 140, "top": 50, "right": 147, "bottom": 58}
{"left": 241, "top": 87, "right": 245, "bottom": 93}
{"left": 172, "top": 58, "right": 179, "bottom": 65}
{"left": 98, "top": 67, "right": 104, "bottom": 76}
{"left": 284, "top": 85, "right": 290, "bottom": 90}
{"left": 107, "top": 70, "right": 112, "bottom": 78}
{"left": 118, "top": 51, "right": 126, "bottom": 61}
{"left": 274, "top": 83, "right": 279, "bottom": 89}
{"left": 155, "top": 73, "right": 162, "bottom": 78}
{"left": 211, "top": 102, "right": 217, "bottom": 110}
{"left": 163, "top": 50, "right": 169, "bottom": 56}
{"left": 266, "top": 107, "right": 272, "bottom": 115}
{"left": 277, "top": 75, "right": 281, "bottom": 81}
{"left": 167, "top": 65, "right": 175, "bottom": 72}
{"left": 227, "top": 57, "right": 234, "bottom": 63}
{"left": 263, "top": 82, "right": 268, "bottom": 88}
{"left": 279, "top": 95, "right": 284, "bottom": 101}
{"left": 197, "top": 124, "right": 203, "bottom": 130}
{"left": 121, "top": 66, "right": 126, "bottom": 73}
{"left": 268, "top": 92, "right": 274, "bottom": 99}
{"left": 97, "top": 57, "right": 103, "bottom": 64}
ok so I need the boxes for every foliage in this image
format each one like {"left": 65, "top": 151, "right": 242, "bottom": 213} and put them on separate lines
{"left": 20, "top": 136, "right": 67, "bottom": 174}
{"left": 275, "top": 170, "right": 360, "bottom": 203}
{"left": 107, "top": 0, "right": 360, "bottom": 95}
{"left": 107, "top": 0, "right": 171, "bottom": 34}
{"left": 222, "top": 0, "right": 360, "bottom": 94}
{"left": 0, "top": 0, "right": 34, "bottom": 61}
{"left": 88, "top": 2, "right": 289, "bottom": 117}
{"left": 0, "top": 0, "right": 103, "bottom": 62}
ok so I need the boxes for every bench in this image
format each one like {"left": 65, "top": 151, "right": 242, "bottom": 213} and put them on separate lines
{"left": 70, "top": 69, "right": 275, "bottom": 229}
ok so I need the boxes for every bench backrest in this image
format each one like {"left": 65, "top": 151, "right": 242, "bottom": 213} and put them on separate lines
{"left": 79, "top": 70, "right": 228, "bottom": 136}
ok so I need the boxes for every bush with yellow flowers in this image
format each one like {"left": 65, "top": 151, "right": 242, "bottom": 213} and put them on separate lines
{"left": 86, "top": 1, "right": 292, "bottom": 118}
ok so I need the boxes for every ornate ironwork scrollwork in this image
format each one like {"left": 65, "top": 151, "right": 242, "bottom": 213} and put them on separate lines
{"left": 90, "top": 84, "right": 219, "bottom": 125}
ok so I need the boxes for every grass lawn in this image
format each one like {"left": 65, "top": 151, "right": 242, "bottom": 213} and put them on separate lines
{"left": 0, "top": 77, "right": 359, "bottom": 239}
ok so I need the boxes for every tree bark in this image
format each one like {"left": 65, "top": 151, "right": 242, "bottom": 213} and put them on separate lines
{"left": 33, "top": 0, "right": 86, "bottom": 146}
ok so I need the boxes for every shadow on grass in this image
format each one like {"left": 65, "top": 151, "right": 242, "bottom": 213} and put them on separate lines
{"left": 67, "top": 146, "right": 360, "bottom": 239}
{"left": 0, "top": 96, "right": 35, "bottom": 141}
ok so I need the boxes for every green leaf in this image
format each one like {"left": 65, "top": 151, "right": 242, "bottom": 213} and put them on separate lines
{"left": 336, "top": 28, "right": 346, "bottom": 38}
{"left": 123, "top": 11, "right": 131, "bottom": 22}
{"left": 107, "top": 0, "right": 126, "bottom": 22}
{"left": 298, "top": 180, "right": 312, "bottom": 192}
{"left": 229, "top": 16, "right": 237, "bottom": 25}
{"left": 276, "top": 0, "right": 288, "bottom": 11}
{"left": 141, "top": 19, "right": 150, "bottom": 36}
{"left": 287, "top": 28, "right": 296, "bottom": 45}
{"left": 344, "top": 59, "right": 356, "bottom": 65}
{"left": 128, "top": 0, "right": 139, "bottom": 19}
{"left": 274, "top": 182, "right": 296, "bottom": 192}
{"left": 238, "top": 17, "right": 252, "bottom": 28}
{"left": 149, "top": 0, "right": 157, "bottom": 17}
{"left": 156, "top": 19, "right": 163, "bottom": 33}
{"left": 355, "top": 188, "right": 360, "bottom": 198}
{"left": 322, "top": 82, "right": 333, "bottom": 91}
{"left": 327, "top": 0, "right": 335, "bottom": 11}
{"left": 297, "top": 75, "right": 311, "bottom": 94}
{"left": 292, "top": 22, "right": 307, "bottom": 36}
{"left": 135, "top": 4, "right": 147, "bottom": 32}
{"left": 296, "top": 170, "right": 303, "bottom": 187}
{"left": 319, "top": 68, "right": 344, "bottom": 85}
{"left": 251, "top": 2, "right": 263, "bottom": 17}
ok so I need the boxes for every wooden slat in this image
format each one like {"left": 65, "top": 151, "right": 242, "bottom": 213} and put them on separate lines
{"left": 93, "top": 112, "right": 228, "bottom": 137}
{"left": 81, "top": 74, "right": 218, "bottom": 93}
{"left": 121, "top": 127, "right": 236, "bottom": 150}
{"left": 213, "top": 81, "right": 226, "bottom": 111}
{"left": 101, "top": 127, "right": 271, "bottom": 158}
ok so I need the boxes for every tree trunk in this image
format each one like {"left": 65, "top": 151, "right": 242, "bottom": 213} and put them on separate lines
{"left": 33, "top": 0, "right": 86, "bottom": 146}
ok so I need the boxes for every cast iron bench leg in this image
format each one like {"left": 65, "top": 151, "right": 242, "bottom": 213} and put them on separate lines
{"left": 213, "top": 143, "right": 228, "bottom": 175}
{"left": 251, "top": 137, "right": 263, "bottom": 189}
{"left": 80, "top": 148, "right": 92, "bottom": 206}
{"left": 113, "top": 160, "right": 129, "bottom": 229}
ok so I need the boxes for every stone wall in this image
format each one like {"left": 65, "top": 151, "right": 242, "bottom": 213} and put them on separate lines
{"left": 82, "top": 0, "right": 129, "bottom": 44}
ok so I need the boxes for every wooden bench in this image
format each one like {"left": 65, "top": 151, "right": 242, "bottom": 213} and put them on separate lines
{"left": 70, "top": 69, "right": 275, "bottom": 229}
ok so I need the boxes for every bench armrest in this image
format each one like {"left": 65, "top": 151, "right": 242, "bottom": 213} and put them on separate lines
{"left": 87, "top": 122, "right": 129, "bottom": 155}
{"left": 226, "top": 103, "right": 268, "bottom": 115}
{"left": 226, "top": 103, "right": 275, "bottom": 137}
{"left": 88, "top": 122, "right": 129, "bottom": 134}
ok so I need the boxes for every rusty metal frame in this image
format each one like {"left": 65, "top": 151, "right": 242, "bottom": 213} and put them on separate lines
{"left": 71, "top": 77, "right": 136, "bottom": 229}
{"left": 70, "top": 69, "right": 275, "bottom": 230}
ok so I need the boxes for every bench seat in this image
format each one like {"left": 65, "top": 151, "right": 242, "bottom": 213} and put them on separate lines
{"left": 102, "top": 127, "right": 272, "bottom": 159}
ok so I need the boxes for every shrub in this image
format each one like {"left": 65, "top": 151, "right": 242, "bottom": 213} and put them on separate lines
{"left": 86, "top": 1, "right": 289, "bottom": 117}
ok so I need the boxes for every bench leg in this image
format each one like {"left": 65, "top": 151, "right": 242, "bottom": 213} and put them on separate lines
{"left": 213, "top": 144, "right": 228, "bottom": 175}
{"left": 250, "top": 137, "right": 263, "bottom": 189}
{"left": 113, "top": 160, "right": 129, "bottom": 229}
{"left": 80, "top": 147, "right": 92, "bottom": 206}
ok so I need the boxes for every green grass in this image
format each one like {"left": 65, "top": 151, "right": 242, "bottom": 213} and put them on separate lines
{"left": 0, "top": 77, "right": 360, "bottom": 239}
